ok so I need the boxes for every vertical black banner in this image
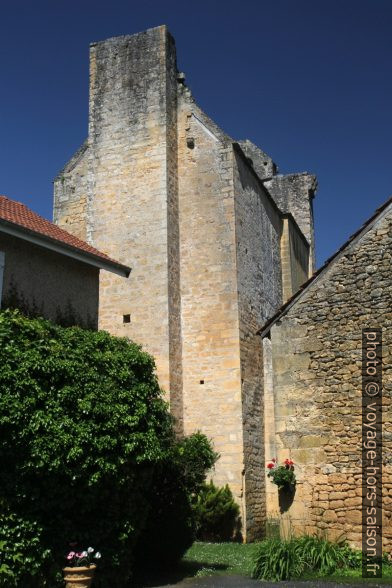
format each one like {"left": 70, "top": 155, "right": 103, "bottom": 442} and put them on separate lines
{"left": 362, "top": 328, "right": 382, "bottom": 578}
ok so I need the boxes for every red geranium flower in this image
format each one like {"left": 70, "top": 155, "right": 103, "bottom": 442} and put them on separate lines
{"left": 267, "top": 462, "right": 275, "bottom": 469}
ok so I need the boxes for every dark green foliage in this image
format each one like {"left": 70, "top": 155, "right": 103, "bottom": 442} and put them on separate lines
{"left": 0, "top": 506, "right": 50, "bottom": 586}
{"left": 252, "top": 535, "right": 362, "bottom": 581}
{"left": 192, "top": 481, "right": 240, "bottom": 542}
{"left": 298, "top": 536, "right": 360, "bottom": 574}
{"left": 135, "top": 433, "right": 218, "bottom": 569}
{"left": 0, "top": 539, "right": 24, "bottom": 587}
{"left": 0, "top": 309, "right": 175, "bottom": 586}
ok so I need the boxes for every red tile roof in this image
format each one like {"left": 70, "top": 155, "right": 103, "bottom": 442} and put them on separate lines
{"left": 0, "top": 195, "right": 130, "bottom": 275}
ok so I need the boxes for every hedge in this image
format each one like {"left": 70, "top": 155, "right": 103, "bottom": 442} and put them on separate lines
{"left": 0, "top": 309, "right": 214, "bottom": 586}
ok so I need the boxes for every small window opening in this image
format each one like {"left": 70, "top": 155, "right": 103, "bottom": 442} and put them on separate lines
{"left": 200, "top": 379, "right": 205, "bottom": 385}
{"left": 187, "top": 138, "right": 195, "bottom": 149}
{"left": 123, "top": 314, "right": 131, "bottom": 324}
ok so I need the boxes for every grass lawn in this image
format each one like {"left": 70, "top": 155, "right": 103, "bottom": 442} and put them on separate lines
{"left": 135, "top": 541, "right": 392, "bottom": 586}
{"left": 184, "top": 543, "right": 392, "bottom": 583}
{"left": 182, "top": 541, "right": 260, "bottom": 577}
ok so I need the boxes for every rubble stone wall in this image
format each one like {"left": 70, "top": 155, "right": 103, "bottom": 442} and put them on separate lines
{"left": 266, "top": 205, "right": 392, "bottom": 553}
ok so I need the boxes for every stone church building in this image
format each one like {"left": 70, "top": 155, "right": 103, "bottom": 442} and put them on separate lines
{"left": 53, "top": 25, "right": 391, "bottom": 549}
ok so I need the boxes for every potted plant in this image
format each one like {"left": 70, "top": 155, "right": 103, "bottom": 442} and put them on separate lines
{"left": 266, "top": 458, "right": 296, "bottom": 490}
{"left": 63, "top": 546, "right": 101, "bottom": 587}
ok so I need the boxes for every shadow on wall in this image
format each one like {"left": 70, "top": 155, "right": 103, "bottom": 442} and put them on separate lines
{"left": 278, "top": 485, "right": 296, "bottom": 514}
{"left": 2, "top": 279, "right": 95, "bottom": 329}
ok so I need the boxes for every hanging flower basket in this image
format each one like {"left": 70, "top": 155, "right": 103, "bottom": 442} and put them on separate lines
{"left": 63, "top": 564, "right": 96, "bottom": 587}
{"left": 266, "top": 458, "right": 296, "bottom": 490}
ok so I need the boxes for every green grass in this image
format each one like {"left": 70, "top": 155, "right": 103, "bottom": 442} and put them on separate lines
{"left": 183, "top": 541, "right": 260, "bottom": 577}
{"left": 135, "top": 541, "right": 392, "bottom": 586}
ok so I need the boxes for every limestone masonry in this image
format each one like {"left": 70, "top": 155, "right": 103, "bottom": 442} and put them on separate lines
{"left": 54, "top": 25, "right": 390, "bottom": 548}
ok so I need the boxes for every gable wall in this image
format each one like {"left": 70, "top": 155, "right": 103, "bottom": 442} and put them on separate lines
{"left": 177, "top": 97, "right": 246, "bottom": 520}
{"left": 266, "top": 207, "right": 392, "bottom": 552}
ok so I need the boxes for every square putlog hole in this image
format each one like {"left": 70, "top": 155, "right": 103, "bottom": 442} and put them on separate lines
{"left": 123, "top": 314, "right": 131, "bottom": 324}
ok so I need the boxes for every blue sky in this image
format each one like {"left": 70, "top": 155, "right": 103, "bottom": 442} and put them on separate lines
{"left": 0, "top": 0, "right": 391, "bottom": 266}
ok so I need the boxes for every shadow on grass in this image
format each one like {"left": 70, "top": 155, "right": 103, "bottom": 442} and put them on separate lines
{"left": 133, "top": 559, "right": 229, "bottom": 587}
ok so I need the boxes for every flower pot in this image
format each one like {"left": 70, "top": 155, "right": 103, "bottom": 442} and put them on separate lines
{"left": 63, "top": 564, "right": 96, "bottom": 587}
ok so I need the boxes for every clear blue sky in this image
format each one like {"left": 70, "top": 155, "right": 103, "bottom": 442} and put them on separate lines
{"left": 0, "top": 0, "right": 391, "bottom": 266}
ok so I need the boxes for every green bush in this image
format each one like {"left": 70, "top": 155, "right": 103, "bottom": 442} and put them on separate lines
{"left": 0, "top": 540, "right": 24, "bottom": 588}
{"left": 192, "top": 481, "right": 240, "bottom": 542}
{"left": 0, "top": 506, "right": 50, "bottom": 586}
{"left": 135, "top": 432, "right": 219, "bottom": 568}
{"left": 0, "top": 309, "right": 175, "bottom": 586}
{"left": 252, "top": 536, "right": 362, "bottom": 581}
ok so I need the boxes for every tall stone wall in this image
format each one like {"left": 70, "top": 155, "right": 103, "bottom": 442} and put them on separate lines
{"left": 280, "top": 215, "right": 310, "bottom": 302}
{"left": 54, "top": 25, "right": 318, "bottom": 541}
{"left": 233, "top": 147, "right": 283, "bottom": 539}
{"left": 265, "top": 173, "right": 316, "bottom": 272}
{"left": 54, "top": 26, "right": 179, "bottom": 397}
{"left": 264, "top": 205, "right": 392, "bottom": 553}
{"left": 177, "top": 94, "right": 247, "bottom": 523}
{"left": 54, "top": 143, "right": 89, "bottom": 242}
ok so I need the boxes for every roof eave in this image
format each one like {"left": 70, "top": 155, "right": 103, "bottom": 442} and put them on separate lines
{"left": 0, "top": 220, "right": 131, "bottom": 278}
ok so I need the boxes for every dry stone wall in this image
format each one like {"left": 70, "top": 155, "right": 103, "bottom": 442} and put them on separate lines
{"left": 265, "top": 205, "right": 392, "bottom": 553}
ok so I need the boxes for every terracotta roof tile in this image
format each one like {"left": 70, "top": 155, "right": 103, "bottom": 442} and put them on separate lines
{"left": 0, "top": 195, "right": 129, "bottom": 273}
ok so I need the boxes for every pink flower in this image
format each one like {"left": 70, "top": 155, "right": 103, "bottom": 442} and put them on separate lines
{"left": 66, "top": 552, "right": 75, "bottom": 560}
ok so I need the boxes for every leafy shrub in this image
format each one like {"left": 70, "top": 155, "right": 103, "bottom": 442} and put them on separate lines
{"left": 252, "top": 537, "right": 305, "bottom": 581}
{"left": 252, "top": 536, "right": 362, "bottom": 581}
{"left": 135, "top": 432, "right": 218, "bottom": 568}
{"left": 0, "top": 309, "right": 176, "bottom": 586}
{"left": 297, "top": 535, "right": 360, "bottom": 574}
{"left": 192, "top": 481, "right": 240, "bottom": 542}
{"left": 0, "top": 540, "right": 23, "bottom": 588}
{"left": 0, "top": 505, "right": 50, "bottom": 586}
